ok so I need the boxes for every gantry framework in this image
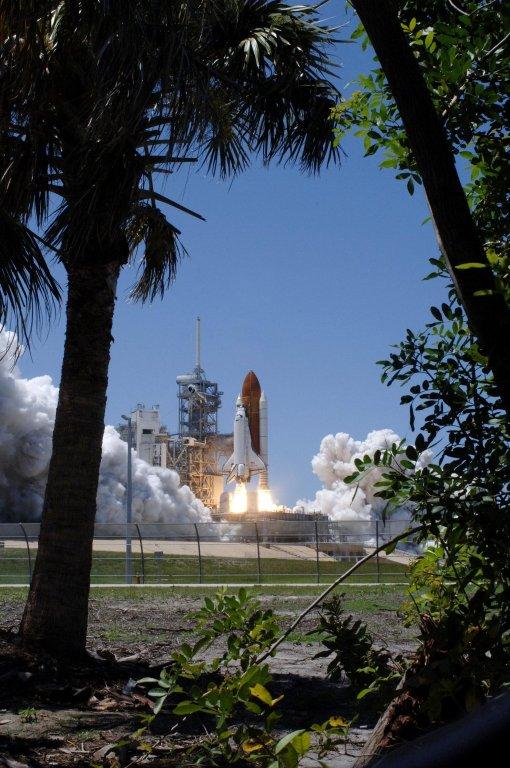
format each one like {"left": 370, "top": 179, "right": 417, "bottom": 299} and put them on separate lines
{"left": 167, "top": 318, "right": 226, "bottom": 509}
{"left": 177, "top": 373, "right": 222, "bottom": 440}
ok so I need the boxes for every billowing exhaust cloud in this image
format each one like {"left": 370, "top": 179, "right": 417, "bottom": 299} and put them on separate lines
{"left": 294, "top": 429, "right": 428, "bottom": 524}
{"left": 0, "top": 329, "right": 209, "bottom": 524}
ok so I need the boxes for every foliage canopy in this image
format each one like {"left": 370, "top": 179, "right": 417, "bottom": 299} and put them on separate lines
{"left": 1, "top": 0, "right": 340, "bottom": 337}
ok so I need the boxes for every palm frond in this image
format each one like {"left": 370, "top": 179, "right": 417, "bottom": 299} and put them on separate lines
{"left": 0, "top": 212, "right": 60, "bottom": 348}
{"left": 126, "top": 203, "right": 185, "bottom": 303}
{"left": 1, "top": 0, "right": 341, "bottom": 316}
{"left": 149, "top": 0, "right": 341, "bottom": 175}
{"left": 136, "top": 189, "right": 206, "bottom": 221}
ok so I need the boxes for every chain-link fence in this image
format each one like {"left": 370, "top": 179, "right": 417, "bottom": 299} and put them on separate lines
{"left": 0, "top": 520, "right": 416, "bottom": 585}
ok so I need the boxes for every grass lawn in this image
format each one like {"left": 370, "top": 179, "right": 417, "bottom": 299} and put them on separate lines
{"left": 0, "top": 583, "right": 411, "bottom": 649}
{"left": 0, "top": 547, "right": 407, "bottom": 585}
{"left": 0, "top": 583, "right": 407, "bottom": 609}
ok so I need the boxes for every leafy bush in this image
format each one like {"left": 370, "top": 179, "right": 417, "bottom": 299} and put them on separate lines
{"left": 343, "top": 261, "right": 510, "bottom": 724}
{"left": 135, "top": 588, "right": 350, "bottom": 767}
{"left": 312, "top": 595, "right": 403, "bottom": 710}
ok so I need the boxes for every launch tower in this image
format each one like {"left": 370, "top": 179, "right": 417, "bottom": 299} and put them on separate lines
{"left": 176, "top": 318, "right": 222, "bottom": 440}
{"left": 167, "top": 319, "right": 227, "bottom": 509}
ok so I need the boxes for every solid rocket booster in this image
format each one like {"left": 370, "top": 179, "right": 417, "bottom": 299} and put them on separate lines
{"left": 259, "top": 391, "right": 268, "bottom": 489}
{"left": 223, "top": 371, "right": 269, "bottom": 486}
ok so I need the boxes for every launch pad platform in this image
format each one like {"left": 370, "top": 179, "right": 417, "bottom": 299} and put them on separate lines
{"left": 210, "top": 510, "right": 328, "bottom": 523}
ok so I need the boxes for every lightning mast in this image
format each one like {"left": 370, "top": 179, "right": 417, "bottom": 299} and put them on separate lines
{"left": 195, "top": 316, "right": 201, "bottom": 372}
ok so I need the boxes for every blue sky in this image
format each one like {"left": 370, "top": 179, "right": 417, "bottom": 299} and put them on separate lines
{"left": 20, "top": 5, "right": 446, "bottom": 506}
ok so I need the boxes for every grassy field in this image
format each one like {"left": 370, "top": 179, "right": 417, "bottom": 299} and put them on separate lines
{"left": 0, "top": 547, "right": 407, "bottom": 585}
{"left": 0, "top": 583, "right": 407, "bottom": 611}
{"left": 0, "top": 583, "right": 412, "bottom": 656}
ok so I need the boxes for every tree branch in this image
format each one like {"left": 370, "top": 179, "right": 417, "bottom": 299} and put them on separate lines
{"left": 257, "top": 525, "right": 423, "bottom": 664}
{"left": 350, "top": 0, "right": 510, "bottom": 421}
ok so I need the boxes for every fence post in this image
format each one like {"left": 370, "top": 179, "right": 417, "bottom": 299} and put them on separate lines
{"left": 254, "top": 522, "right": 261, "bottom": 584}
{"left": 375, "top": 520, "right": 381, "bottom": 584}
{"left": 314, "top": 520, "right": 320, "bottom": 585}
{"left": 135, "top": 524, "right": 145, "bottom": 584}
{"left": 194, "top": 523, "right": 203, "bottom": 584}
{"left": 19, "top": 523, "right": 32, "bottom": 585}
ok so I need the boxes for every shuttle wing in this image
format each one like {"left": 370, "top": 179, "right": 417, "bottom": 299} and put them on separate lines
{"left": 223, "top": 447, "right": 265, "bottom": 484}
{"left": 223, "top": 452, "right": 235, "bottom": 475}
{"left": 248, "top": 447, "right": 265, "bottom": 472}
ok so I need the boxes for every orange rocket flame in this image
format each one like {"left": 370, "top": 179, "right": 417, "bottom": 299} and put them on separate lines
{"left": 231, "top": 483, "right": 248, "bottom": 514}
{"left": 257, "top": 488, "right": 276, "bottom": 512}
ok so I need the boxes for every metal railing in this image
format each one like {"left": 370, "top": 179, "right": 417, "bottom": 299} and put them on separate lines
{"left": 0, "top": 520, "right": 416, "bottom": 586}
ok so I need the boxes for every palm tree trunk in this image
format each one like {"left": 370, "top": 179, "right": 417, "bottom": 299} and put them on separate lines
{"left": 19, "top": 258, "right": 120, "bottom": 657}
{"left": 350, "top": 0, "right": 510, "bottom": 420}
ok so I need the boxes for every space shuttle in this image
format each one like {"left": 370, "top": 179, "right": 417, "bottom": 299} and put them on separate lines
{"left": 223, "top": 371, "right": 268, "bottom": 487}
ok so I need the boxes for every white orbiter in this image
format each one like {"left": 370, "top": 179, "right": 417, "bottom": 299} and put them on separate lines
{"left": 223, "top": 371, "right": 268, "bottom": 487}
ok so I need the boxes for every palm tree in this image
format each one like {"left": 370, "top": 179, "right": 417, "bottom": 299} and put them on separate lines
{"left": 0, "top": 1, "right": 339, "bottom": 656}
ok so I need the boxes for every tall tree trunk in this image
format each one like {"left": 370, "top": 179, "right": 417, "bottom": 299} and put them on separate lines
{"left": 350, "top": 0, "right": 510, "bottom": 420}
{"left": 19, "top": 258, "right": 120, "bottom": 657}
{"left": 349, "top": 1, "right": 510, "bottom": 763}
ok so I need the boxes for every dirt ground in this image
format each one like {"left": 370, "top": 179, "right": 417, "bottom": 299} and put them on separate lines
{"left": 0, "top": 588, "right": 416, "bottom": 767}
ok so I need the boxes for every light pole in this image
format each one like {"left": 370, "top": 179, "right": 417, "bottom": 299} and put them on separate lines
{"left": 121, "top": 414, "right": 133, "bottom": 584}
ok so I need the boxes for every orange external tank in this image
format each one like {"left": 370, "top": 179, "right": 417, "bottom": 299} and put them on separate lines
{"left": 241, "top": 371, "right": 261, "bottom": 455}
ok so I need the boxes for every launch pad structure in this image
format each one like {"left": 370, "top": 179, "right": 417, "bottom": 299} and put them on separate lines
{"left": 166, "top": 318, "right": 230, "bottom": 509}
{"left": 119, "top": 319, "right": 326, "bottom": 520}
{"left": 118, "top": 319, "right": 231, "bottom": 511}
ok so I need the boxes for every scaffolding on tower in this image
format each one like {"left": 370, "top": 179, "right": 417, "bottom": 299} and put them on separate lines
{"left": 166, "top": 318, "right": 231, "bottom": 509}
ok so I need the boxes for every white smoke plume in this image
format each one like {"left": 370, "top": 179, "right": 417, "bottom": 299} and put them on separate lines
{"left": 0, "top": 328, "right": 209, "bottom": 524}
{"left": 294, "top": 429, "right": 424, "bottom": 525}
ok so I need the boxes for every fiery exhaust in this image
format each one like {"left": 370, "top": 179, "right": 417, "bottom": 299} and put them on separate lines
{"left": 257, "top": 488, "right": 276, "bottom": 513}
{"left": 231, "top": 482, "right": 248, "bottom": 514}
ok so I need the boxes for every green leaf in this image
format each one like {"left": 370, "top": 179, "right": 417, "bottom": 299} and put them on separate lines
{"left": 238, "top": 586, "right": 248, "bottom": 602}
{"left": 275, "top": 730, "right": 307, "bottom": 754}
{"left": 406, "top": 444, "right": 418, "bottom": 461}
{"left": 454, "top": 262, "right": 487, "bottom": 270}
{"left": 385, "top": 540, "right": 398, "bottom": 555}
{"left": 380, "top": 157, "right": 398, "bottom": 168}
{"left": 290, "top": 731, "right": 311, "bottom": 755}
{"left": 357, "top": 687, "right": 376, "bottom": 700}
{"left": 173, "top": 701, "right": 203, "bottom": 715}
